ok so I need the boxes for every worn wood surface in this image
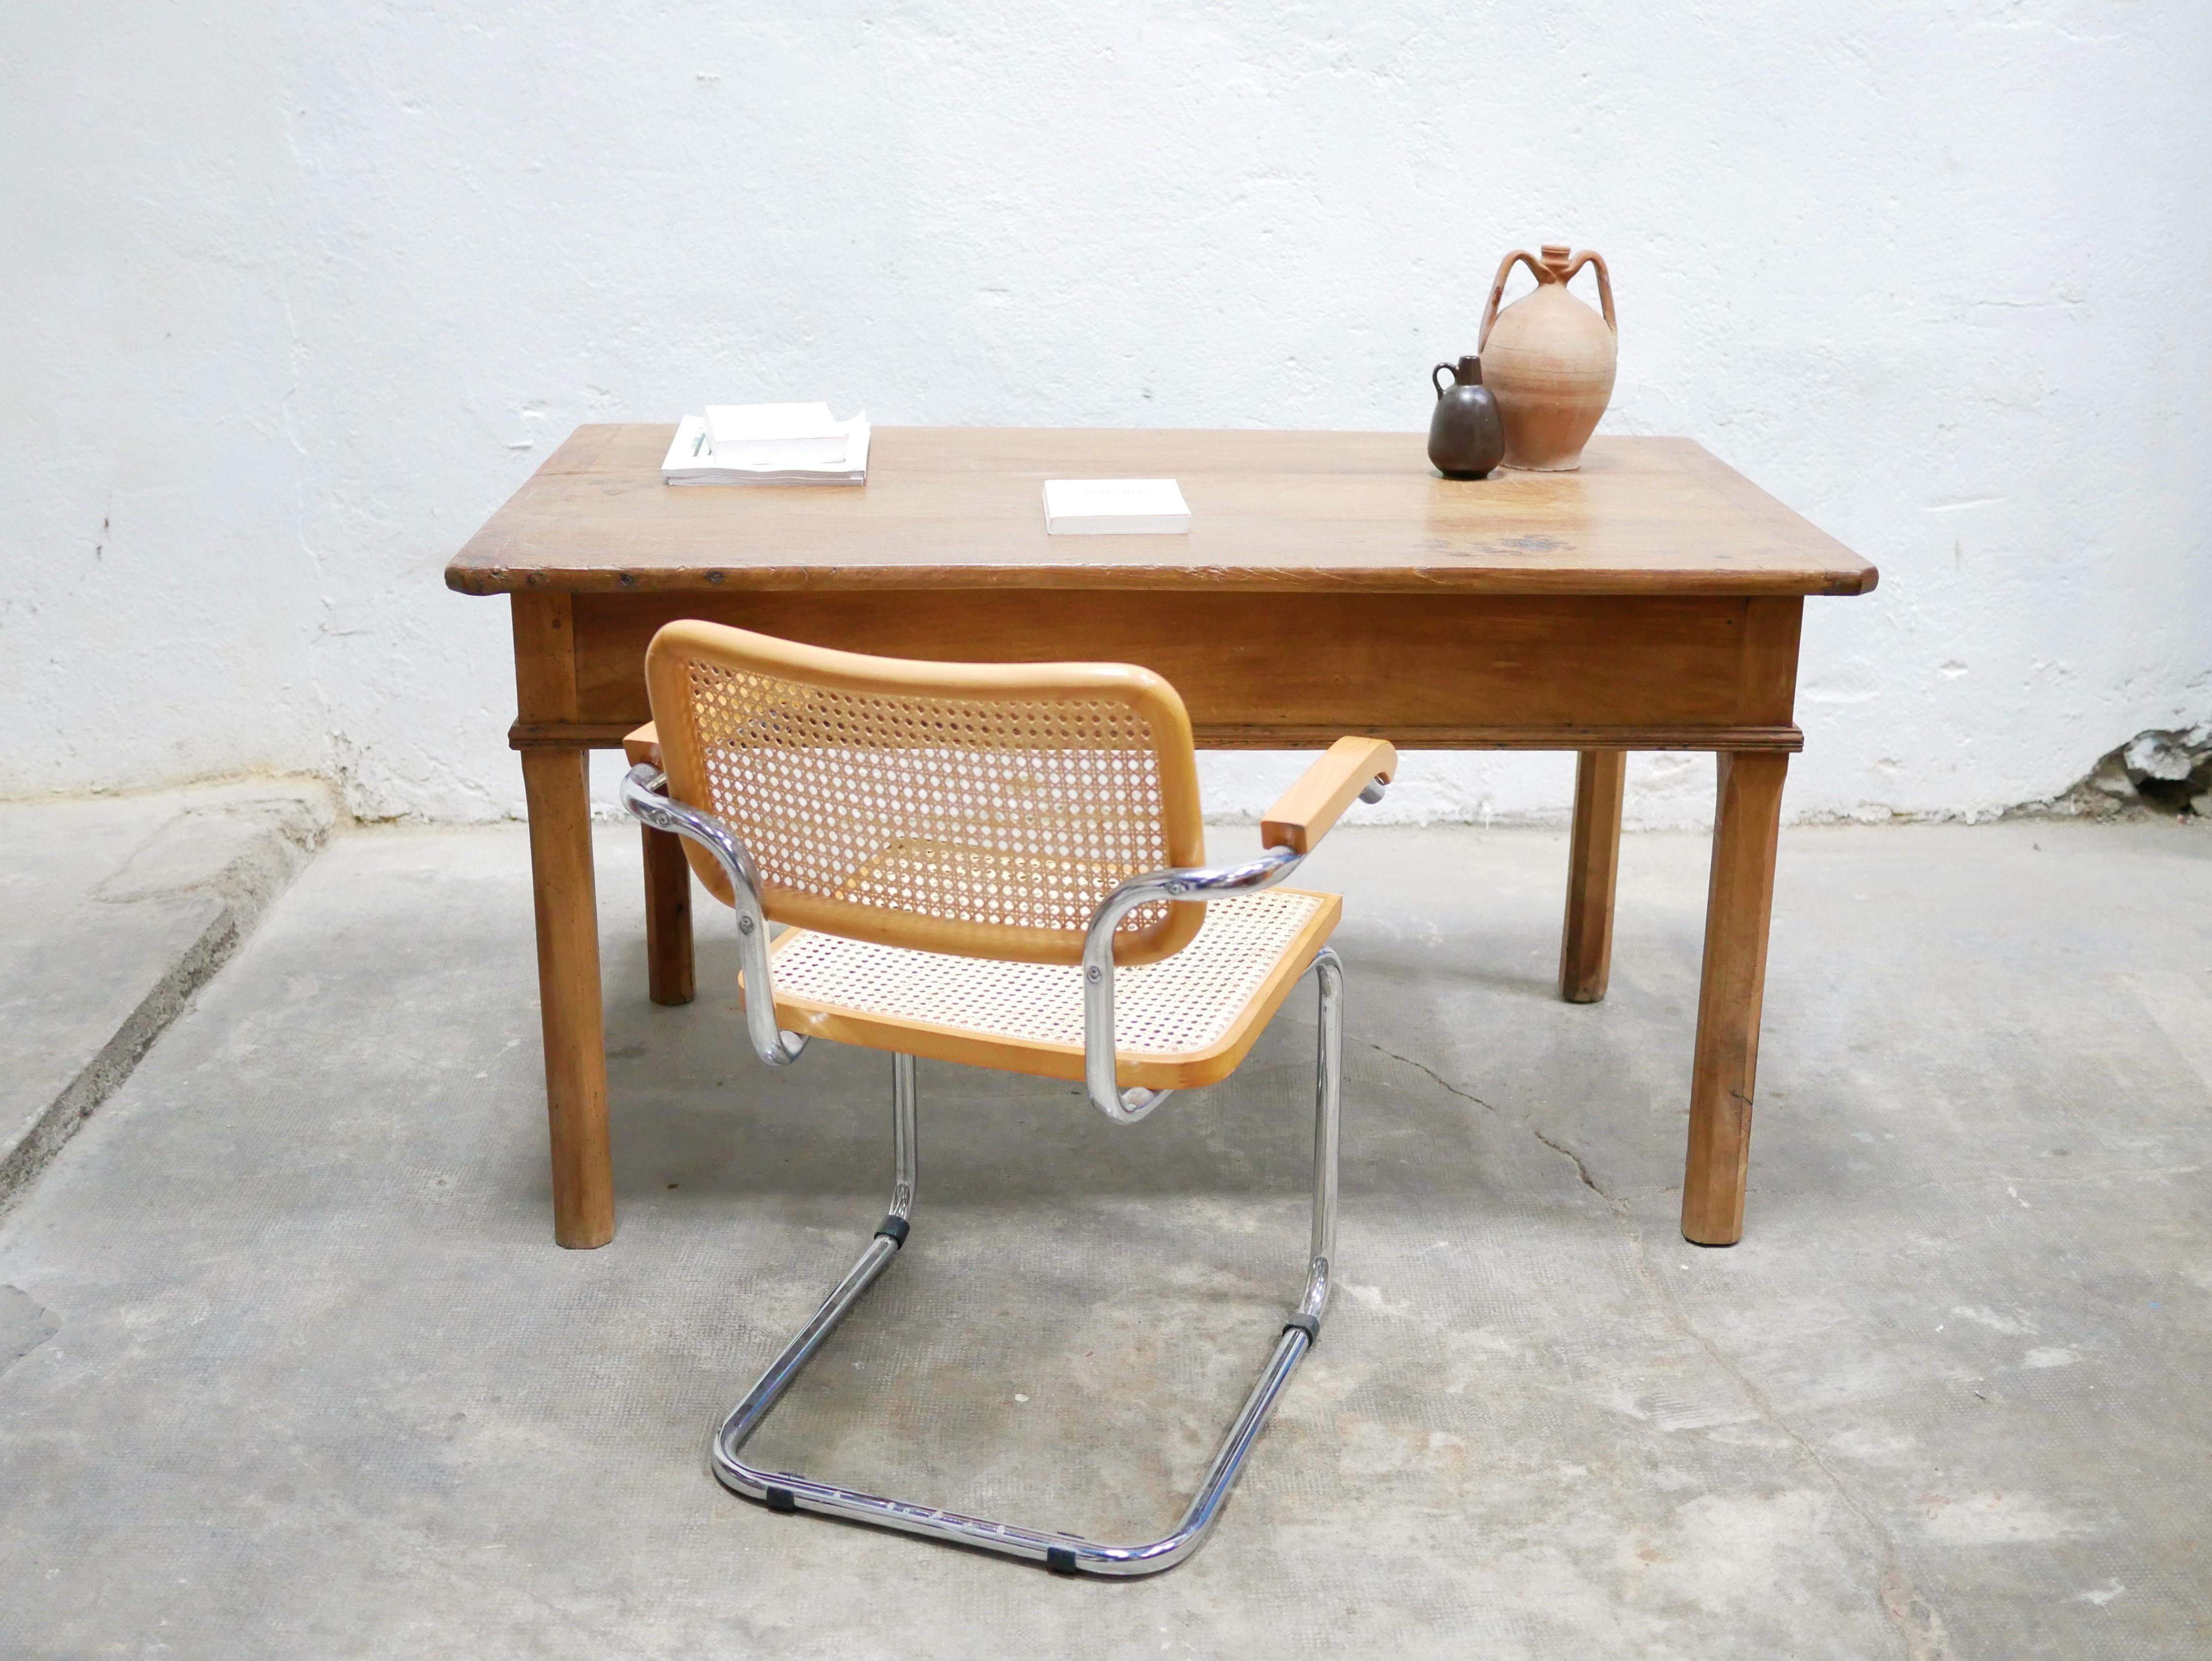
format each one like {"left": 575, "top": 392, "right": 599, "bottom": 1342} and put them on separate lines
{"left": 511, "top": 595, "right": 613, "bottom": 1247}
{"left": 1682, "top": 751, "right": 1790, "bottom": 1247}
{"left": 615, "top": 720, "right": 695, "bottom": 1006}
{"left": 514, "top": 718, "right": 1806, "bottom": 754}
{"left": 446, "top": 426, "right": 1877, "bottom": 599}
{"left": 520, "top": 748, "right": 613, "bottom": 1249}
{"left": 640, "top": 828, "right": 695, "bottom": 1009}
{"left": 1560, "top": 750, "right": 1628, "bottom": 1003}
{"left": 529, "top": 590, "right": 1807, "bottom": 754}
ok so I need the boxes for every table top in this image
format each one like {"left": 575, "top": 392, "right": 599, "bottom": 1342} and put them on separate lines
{"left": 445, "top": 424, "right": 1877, "bottom": 599}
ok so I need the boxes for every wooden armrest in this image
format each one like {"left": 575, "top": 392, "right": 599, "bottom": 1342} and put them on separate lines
{"left": 1260, "top": 737, "right": 1399, "bottom": 854}
{"left": 622, "top": 722, "right": 663, "bottom": 768}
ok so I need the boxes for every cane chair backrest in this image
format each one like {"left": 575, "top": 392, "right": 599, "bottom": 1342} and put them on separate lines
{"left": 645, "top": 621, "right": 1207, "bottom": 965}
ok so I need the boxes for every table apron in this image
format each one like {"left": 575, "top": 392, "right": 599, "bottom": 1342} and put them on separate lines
{"left": 511, "top": 588, "right": 1804, "bottom": 752}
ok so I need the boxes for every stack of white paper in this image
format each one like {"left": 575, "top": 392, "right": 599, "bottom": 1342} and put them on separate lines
{"left": 662, "top": 402, "right": 871, "bottom": 486}
{"left": 1042, "top": 478, "right": 1191, "bottom": 534}
{"left": 705, "top": 404, "right": 849, "bottom": 466}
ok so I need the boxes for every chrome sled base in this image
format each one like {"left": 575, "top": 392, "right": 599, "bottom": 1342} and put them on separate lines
{"left": 709, "top": 949, "right": 1345, "bottom": 1577}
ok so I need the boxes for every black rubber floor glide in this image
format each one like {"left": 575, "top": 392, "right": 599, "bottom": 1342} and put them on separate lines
{"left": 764, "top": 1487, "right": 798, "bottom": 1513}
{"left": 1283, "top": 1313, "right": 1320, "bottom": 1346}
{"left": 1045, "top": 1546, "right": 1079, "bottom": 1575}
{"left": 875, "top": 1214, "right": 910, "bottom": 1247}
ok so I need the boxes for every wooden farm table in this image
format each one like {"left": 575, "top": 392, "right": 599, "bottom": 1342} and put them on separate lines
{"left": 446, "top": 425, "right": 1876, "bottom": 1251}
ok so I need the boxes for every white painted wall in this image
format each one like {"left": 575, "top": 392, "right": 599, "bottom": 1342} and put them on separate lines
{"left": 6, "top": 3, "right": 2207, "bottom": 826}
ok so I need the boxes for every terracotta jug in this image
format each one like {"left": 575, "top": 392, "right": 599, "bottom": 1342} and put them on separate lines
{"left": 1477, "top": 243, "right": 1617, "bottom": 471}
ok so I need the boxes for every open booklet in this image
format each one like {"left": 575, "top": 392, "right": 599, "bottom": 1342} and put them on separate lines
{"left": 661, "top": 405, "right": 871, "bottom": 486}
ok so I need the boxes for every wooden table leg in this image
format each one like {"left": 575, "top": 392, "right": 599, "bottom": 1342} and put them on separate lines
{"left": 521, "top": 747, "right": 614, "bottom": 1249}
{"left": 1681, "top": 751, "right": 1788, "bottom": 1246}
{"left": 1559, "top": 749, "right": 1627, "bottom": 1003}
{"left": 641, "top": 826, "right": 696, "bottom": 1006}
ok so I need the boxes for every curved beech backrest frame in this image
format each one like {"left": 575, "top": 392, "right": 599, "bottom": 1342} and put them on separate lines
{"left": 645, "top": 619, "right": 1207, "bottom": 966}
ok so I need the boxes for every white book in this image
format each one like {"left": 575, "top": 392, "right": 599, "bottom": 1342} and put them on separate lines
{"left": 704, "top": 402, "right": 850, "bottom": 467}
{"left": 661, "top": 414, "right": 871, "bottom": 486}
{"left": 1042, "top": 478, "right": 1191, "bottom": 535}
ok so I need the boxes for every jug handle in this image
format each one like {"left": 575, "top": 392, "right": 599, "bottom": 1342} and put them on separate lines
{"left": 1565, "top": 250, "right": 1617, "bottom": 332}
{"left": 1431, "top": 363, "right": 1458, "bottom": 399}
{"left": 1478, "top": 250, "right": 1544, "bottom": 351}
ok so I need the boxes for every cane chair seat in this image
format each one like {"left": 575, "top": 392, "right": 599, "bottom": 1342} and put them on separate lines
{"left": 756, "top": 886, "right": 1342, "bottom": 1091}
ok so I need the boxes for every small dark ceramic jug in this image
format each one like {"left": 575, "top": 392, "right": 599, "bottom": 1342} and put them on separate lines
{"left": 1428, "top": 355, "right": 1504, "bottom": 480}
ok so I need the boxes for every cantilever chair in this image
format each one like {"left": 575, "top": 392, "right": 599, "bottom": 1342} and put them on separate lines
{"left": 617, "top": 620, "right": 1396, "bottom": 1576}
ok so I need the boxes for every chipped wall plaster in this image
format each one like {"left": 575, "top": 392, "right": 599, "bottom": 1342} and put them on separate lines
{"left": 3, "top": 2, "right": 2207, "bottom": 826}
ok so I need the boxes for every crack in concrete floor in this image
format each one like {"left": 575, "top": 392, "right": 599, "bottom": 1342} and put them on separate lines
{"left": 0, "top": 1285, "right": 57, "bottom": 1381}
{"left": 1369, "top": 1038, "right": 1955, "bottom": 1661}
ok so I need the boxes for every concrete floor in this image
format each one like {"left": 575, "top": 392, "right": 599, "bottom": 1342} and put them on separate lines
{"left": 0, "top": 782, "right": 332, "bottom": 1213}
{"left": 1, "top": 815, "right": 2208, "bottom": 1658}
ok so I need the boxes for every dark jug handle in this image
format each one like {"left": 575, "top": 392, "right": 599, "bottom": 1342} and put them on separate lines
{"left": 1431, "top": 362, "right": 1457, "bottom": 400}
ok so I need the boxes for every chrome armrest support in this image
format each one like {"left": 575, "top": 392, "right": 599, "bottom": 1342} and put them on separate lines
{"left": 619, "top": 762, "right": 808, "bottom": 1068}
{"left": 1079, "top": 844, "right": 1305, "bottom": 1124}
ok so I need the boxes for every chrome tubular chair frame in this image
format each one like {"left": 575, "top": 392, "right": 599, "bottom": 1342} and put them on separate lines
{"left": 621, "top": 764, "right": 807, "bottom": 1068}
{"left": 1078, "top": 842, "right": 1305, "bottom": 1124}
{"left": 707, "top": 954, "right": 1344, "bottom": 1577}
{"left": 618, "top": 762, "right": 1358, "bottom": 1576}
